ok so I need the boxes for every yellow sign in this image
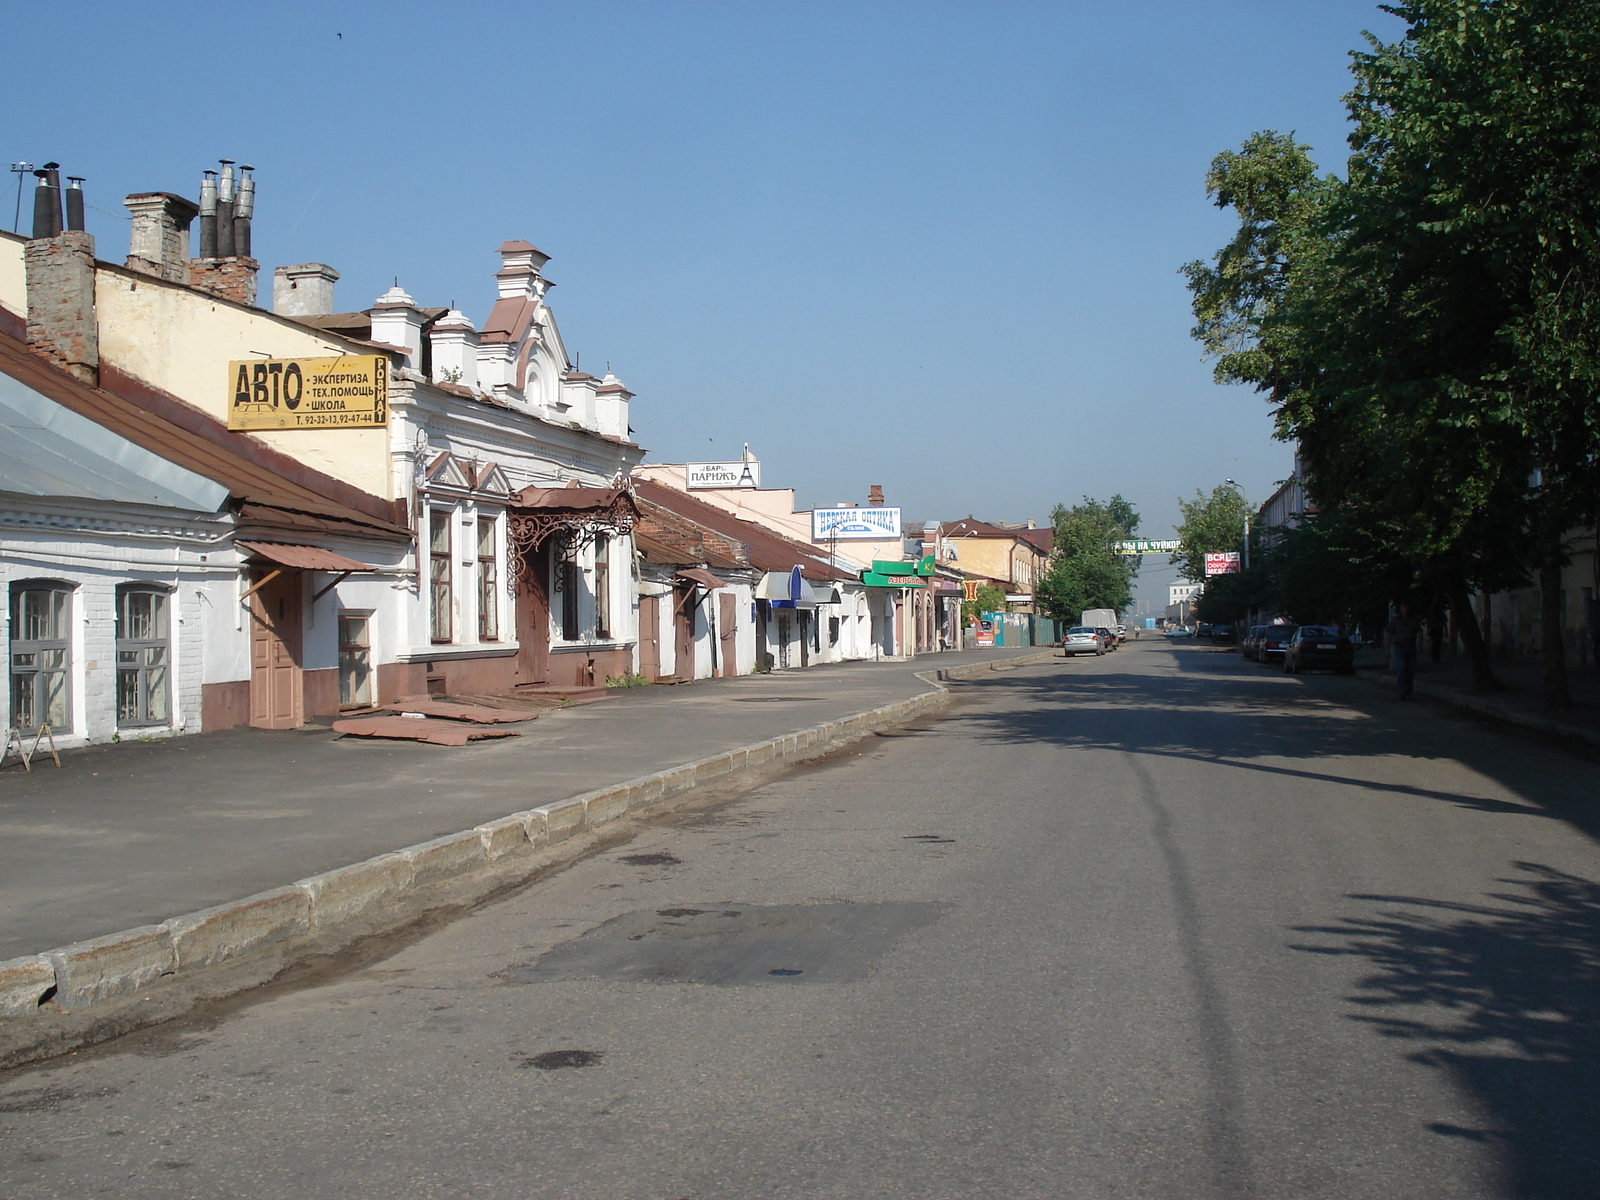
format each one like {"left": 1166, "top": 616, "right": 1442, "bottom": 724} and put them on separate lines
{"left": 226, "top": 356, "right": 388, "bottom": 430}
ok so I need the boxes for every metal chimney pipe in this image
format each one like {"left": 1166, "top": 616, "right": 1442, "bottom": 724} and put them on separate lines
{"left": 216, "top": 160, "right": 236, "bottom": 258}
{"left": 30, "top": 163, "right": 62, "bottom": 239}
{"left": 198, "top": 170, "right": 218, "bottom": 258}
{"left": 64, "top": 177, "right": 85, "bottom": 232}
{"left": 233, "top": 165, "right": 254, "bottom": 258}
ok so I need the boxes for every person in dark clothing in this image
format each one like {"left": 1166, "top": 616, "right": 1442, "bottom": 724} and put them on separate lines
{"left": 1386, "top": 602, "right": 1422, "bottom": 699}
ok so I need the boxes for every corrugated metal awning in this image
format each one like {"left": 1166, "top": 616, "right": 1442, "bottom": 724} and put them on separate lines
{"left": 674, "top": 568, "right": 726, "bottom": 591}
{"left": 236, "top": 541, "right": 379, "bottom": 572}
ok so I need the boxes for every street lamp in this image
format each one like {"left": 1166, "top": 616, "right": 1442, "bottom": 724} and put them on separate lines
{"left": 1224, "top": 478, "right": 1250, "bottom": 570}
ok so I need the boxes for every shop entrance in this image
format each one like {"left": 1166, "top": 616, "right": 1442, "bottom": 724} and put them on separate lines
{"left": 673, "top": 585, "right": 697, "bottom": 678}
{"left": 514, "top": 543, "right": 552, "bottom": 685}
{"left": 249, "top": 569, "right": 303, "bottom": 729}
{"left": 639, "top": 594, "right": 662, "bottom": 680}
{"left": 719, "top": 592, "right": 738, "bottom": 677}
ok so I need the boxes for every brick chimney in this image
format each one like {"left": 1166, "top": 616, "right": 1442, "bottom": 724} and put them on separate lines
{"left": 868, "top": 484, "right": 885, "bottom": 507}
{"left": 124, "top": 193, "right": 198, "bottom": 284}
{"left": 25, "top": 231, "right": 98, "bottom": 385}
{"left": 189, "top": 255, "right": 260, "bottom": 307}
{"left": 273, "top": 263, "right": 340, "bottom": 316}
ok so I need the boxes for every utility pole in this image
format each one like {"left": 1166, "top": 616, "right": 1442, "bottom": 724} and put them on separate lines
{"left": 9, "top": 162, "right": 32, "bottom": 234}
{"left": 1225, "top": 478, "right": 1250, "bottom": 570}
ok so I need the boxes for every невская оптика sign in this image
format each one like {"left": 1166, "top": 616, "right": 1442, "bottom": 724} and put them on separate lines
{"left": 227, "top": 356, "right": 389, "bottom": 430}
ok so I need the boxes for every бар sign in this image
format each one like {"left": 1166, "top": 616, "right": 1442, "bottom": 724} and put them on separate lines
{"left": 227, "top": 356, "right": 389, "bottom": 430}
{"left": 686, "top": 460, "right": 761, "bottom": 489}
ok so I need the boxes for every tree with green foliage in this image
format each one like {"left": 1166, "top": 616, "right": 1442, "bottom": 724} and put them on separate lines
{"left": 1338, "top": 0, "right": 1600, "bottom": 708}
{"left": 1172, "top": 485, "right": 1251, "bottom": 585}
{"left": 1182, "top": 0, "right": 1600, "bottom": 705}
{"left": 1036, "top": 496, "right": 1140, "bottom": 623}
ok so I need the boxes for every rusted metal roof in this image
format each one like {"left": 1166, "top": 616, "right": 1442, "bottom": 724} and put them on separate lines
{"left": 674, "top": 567, "right": 726, "bottom": 590}
{"left": 331, "top": 716, "right": 521, "bottom": 746}
{"left": 633, "top": 479, "right": 854, "bottom": 582}
{"left": 236, "top": 541, "right": 379, "bottom": 571}
{"left": 635, "top": 531, "right": 698, "bottom": 567}
{"left": 512, "top": 483, "right": 632, "bottom": 511}
{"left": 0, "top": 332, "right": 409, "bottom": 538}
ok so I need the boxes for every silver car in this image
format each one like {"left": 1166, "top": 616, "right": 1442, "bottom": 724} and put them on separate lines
{"left": 1062, "top": 626, "right": 1106, "bottom": 656}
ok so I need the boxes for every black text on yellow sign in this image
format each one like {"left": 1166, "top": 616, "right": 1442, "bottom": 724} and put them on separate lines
{"left": 226, "top": 356, "right": 389, "bottom": 429}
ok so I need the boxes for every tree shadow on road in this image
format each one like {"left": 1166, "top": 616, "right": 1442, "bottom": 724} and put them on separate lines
{"left": 1291, "top": 864, "right": 1600, "bottom": 1200}
{"left": 953, "top": 662, "right": 1600, "bottom": 842}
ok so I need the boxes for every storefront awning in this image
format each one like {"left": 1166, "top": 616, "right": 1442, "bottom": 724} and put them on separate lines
{"left": 236, "top": 541, "right": 379, "bottom": 572}
{"left": 674, "top": 568, "right": 726, "bottom": 591}
{"left": 508, "top": 484, "right": 639, "bottom": 588}
{"left": 757, "top": 568, "right": 826, "bottom": 607}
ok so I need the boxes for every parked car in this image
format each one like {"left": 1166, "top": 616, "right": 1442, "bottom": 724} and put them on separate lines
{"left": 1241, "top": 626, "right": 1265, "bottom": 660}
{"left": 1093, "top": 626, "right": 1119, "bottom": 650}
{"left": 1284, "top": 625, "right": 1355, "bottom": 674}
{"left": 1115, "top": 624, "right": 1127, "bottom": 645}
{"left": 1196, "top": 623, "right": 1214, "bottom": 638}
{"left": 1260, "top": 625, "right": 1295, "bottom": 661}
{"left": 1210, "top": 624, "right": 1236, "bottom": 644}
{"left": 1062, "top": 626, "right": 1106, "bottom": 656}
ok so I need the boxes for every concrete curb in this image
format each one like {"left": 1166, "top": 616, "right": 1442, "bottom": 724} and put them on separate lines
{"left": 0, "top": 649, "right": 1058, "bottom": 1066}
{"left": 1354, "top": 667, "right": 1600, "bottom": 749}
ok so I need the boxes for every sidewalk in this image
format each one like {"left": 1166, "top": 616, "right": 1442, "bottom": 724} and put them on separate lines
{"left": 0, "top": 649, "right": 1042, "bottom": 960}
{"left": 1354, "top": 647, "right": 1600, "bottom": 747}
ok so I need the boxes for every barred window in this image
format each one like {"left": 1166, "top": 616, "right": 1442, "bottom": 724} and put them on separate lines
{"left": 116, "top": 586, "right": 170, "bottom": 727}
{"left": 430, "top": 510, "right": 453, "bottom": 643}
{"left": 339, "top": 614, "right": 371, "bottom": 708}
{"left": 10, "top": 582, "right": 72, "bottom": 730}
{"left": 559, "top": 536, "right": 581, "bottom": 641}
{"left": 478, "top": 517, "right": 499, "bottom": 642}
{"left": 594, "top": 535, "right": 611, "bottom": 640}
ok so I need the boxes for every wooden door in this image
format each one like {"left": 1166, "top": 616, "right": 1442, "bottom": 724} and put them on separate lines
{"left": 719, "top": 592, "right": 738, "bottom": 678}
{"left": 514, "top": 543, "right": 551, "bottom": 684}
{"left": 755, "top": 601, "right": 771, "bottom": 672}
{"left": 249, "top": 570, "right": 303, "bottom": 729}
{"left": 674, "top": 585, "right": 697, "bottom": 679}
{"left": 639, "top": 594, "right": 662, "bottom": 680}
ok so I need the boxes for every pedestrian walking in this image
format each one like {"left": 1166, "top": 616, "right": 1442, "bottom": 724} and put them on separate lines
{"left": 1386, "top": 602, "right": 1422, "bottom": 700}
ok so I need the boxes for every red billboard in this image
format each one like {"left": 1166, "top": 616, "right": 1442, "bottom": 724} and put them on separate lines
{"left": 1204, "top": 551, "right": 1241, "bottom": 576}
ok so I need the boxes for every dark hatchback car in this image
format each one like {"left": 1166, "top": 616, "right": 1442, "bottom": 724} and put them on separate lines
{"left": 1284, "top": 625, "right": 1355, "bottom": 674}
{"left": 1260, "top": 625, "right": 1295, "bottom": 661}
{"left": 1210, "top": 624, "right": 1236, "bottom": 644}
{"left": 1243, "top": 625, "right": 1267, "bottom": 660}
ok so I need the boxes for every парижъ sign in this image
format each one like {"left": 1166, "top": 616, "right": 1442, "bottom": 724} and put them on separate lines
{"left": 686, "top": 460, "right": 761, "bottom": 489}
{"left": 227, "top": 356, "right": 389, "bottom": 430}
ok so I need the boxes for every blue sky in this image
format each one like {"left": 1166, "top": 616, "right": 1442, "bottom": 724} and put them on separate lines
{"left": 7, "top": 1, "right": 1404, "bottom": 615}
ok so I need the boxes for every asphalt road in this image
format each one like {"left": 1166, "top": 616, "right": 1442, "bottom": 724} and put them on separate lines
{"left": 3, "top": 639, "right": 1597, "bottom": 1198}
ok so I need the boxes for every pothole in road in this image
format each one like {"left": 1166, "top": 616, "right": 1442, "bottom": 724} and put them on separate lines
{"left": 657, "top": 908, "right": 741, "bottom": 918}
{"left": 517, "top": 1049, "right": 604, "bottom": 1070}
{"left": 499, "top": 901, "right": 950, "bottom": 987}
{"left": 619, "top": 852, "right": 681, "bottom": 866}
